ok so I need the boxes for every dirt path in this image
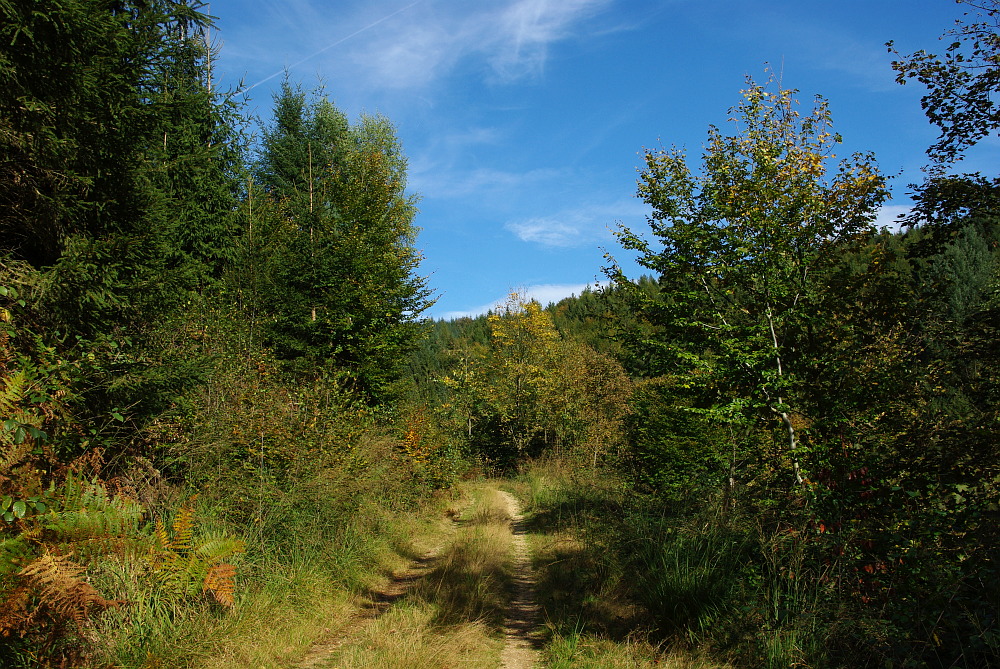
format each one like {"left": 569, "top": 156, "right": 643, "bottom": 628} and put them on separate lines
{"left": 498, "top": 490, "right": 542, "bottom": 669}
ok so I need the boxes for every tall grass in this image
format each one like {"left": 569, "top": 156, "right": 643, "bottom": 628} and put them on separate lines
{"left": 412, "top": 485, "right": 514, "bottom": 628}
{"left": 65, "top": 379, "right": 468, "bottom": 669}
{"left": 545, "top": 633, "right": 727, "bottom": 669}
{"left": 517, "top": 455, "right": 836, "bottom": 668}
{"left": 85, "top": 450, "right": 452, "bottom": 668}
{"left": 331, "top": 605, "right": 500, "bottom": 669}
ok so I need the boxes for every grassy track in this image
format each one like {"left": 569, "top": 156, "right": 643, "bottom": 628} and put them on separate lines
{"left": 296, "top": 482, "right": 515, "bottom": 669}
{"left": 180, "top": 476, "right": 728, "bottom": 669}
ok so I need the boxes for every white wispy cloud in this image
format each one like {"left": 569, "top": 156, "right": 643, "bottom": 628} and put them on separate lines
{"left": 354, "top": 13, "right": 459, "bottom": 89}
{"left": 808, "top": 36, "right": 899, "bottom": 93}
{"left": 507, "top": 218, "right": 583, "bottom": 246}
{"left": 505, "top": 199, "right": 648, "bottom": 247}
{"left": 236, "top": 0, "right": 616, "bottom": 93}
{"left": 242, "top": 0, "right": 427, "bottom": 92}
{"left": 441, "top": 281, "right": 607, "bottom": 319}
{"left": 489, "top": 0, "right": 611, "bottom": 80}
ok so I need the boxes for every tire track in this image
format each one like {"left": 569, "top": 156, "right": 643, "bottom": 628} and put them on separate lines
{"left": 294, "top": 524, "right": 457, "bottom": 668}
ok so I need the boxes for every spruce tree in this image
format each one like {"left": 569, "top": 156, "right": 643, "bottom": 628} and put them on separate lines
{"left": 0, "top": 0, "right": 245, "bottom": 447}
{"left": 254, "top": 83, "right": 432, "bottom": 401}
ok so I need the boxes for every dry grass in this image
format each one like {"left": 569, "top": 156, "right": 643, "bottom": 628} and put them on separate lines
{"left": 302, "top": 482, "right": 513, "bottom": 669}
{"left": 330, "top": 604, "right": 501, "bottom": 669}
{"left": 175, "top": 493, "right": 464, "bottom": 669}
{"left": 141, "top": 476, "right": 734, "bottom": 669}
{"left": 412, "top": 483, "right": 514, "bottom": 629}
{"left": 194, "top": 567, "right": 356, "bottom": 669}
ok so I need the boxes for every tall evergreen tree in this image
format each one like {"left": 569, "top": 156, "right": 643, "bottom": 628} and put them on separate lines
{"left": 0, "top": 0, "right": 245, "bottom": 445}
{"left": 144, "top": 19, "right": 246, "bottom": 293}
{"left": 253, "top": 83, "right": 432, "bottom": 401}
{"left": 0, "top": 0, "right": 238, "bottom": 333}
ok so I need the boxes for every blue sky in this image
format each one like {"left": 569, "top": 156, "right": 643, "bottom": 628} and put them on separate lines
{"left": 206, "top": 0, "right": 999, "bottom": 319}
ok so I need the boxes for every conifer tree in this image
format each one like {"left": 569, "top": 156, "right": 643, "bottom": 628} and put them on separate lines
{"left": 0, "top": 0, "right": 245, "bottom": 445}
{"left": 253, "top": 83, "right": 432, "bottom": 401}
{"left": 0, "top": 0, "right": 239, "bottom": 332}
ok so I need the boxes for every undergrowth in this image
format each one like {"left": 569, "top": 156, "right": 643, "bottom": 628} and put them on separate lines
{"left": 515, "top": 454, "right": 825, "bottom": 668}
{"left": 0, "top": 304, "right": 471, "bottom": 667}
{"left": 517, "top": 451, "right": 1000, "bottom": 668}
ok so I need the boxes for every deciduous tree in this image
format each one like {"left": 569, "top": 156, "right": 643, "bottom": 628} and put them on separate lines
{"left": 889, "top": 0, "right": 1000, "bottom": 163}
{"left": 612, "top": 77, "right": 889, "bottom": 487}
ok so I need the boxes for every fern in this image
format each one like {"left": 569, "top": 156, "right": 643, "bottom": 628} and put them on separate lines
{"left": 0, "top": 534, "right": 34, "bottom": 576}
{"left": 19, "top": 550, "right": 121, "bottom": 628}
{"left": 0, "top": 443, "right": 31, "bottom": 479}
{"left": 148, "top": 500, "right": 245, "bottom": 606}
{"left": 0, "top": 370, "right": 47, "bottom": 450}
{"left": 170, "top": 496, "right": 196, "bottom": 553}
{"left": 0, "top": 582, "right": 32, "bottom": 638}
{"left": 195, "top": 535, "right": 246, "bottom": 562}
{"left": 43, "top": 476, "right": 144, "bottom": 541}
{"left": 202, "top": 563, "right": 237, "bottom": 607}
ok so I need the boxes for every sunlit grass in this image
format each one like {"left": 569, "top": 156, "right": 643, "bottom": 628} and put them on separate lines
{"left": 412, "top": 484, "right": 514, "bottom": 629}
{"left": 87, "top": 462, "right": 463, "bottom": 669}
{"left": 329, "top": 603, "right": 501, "bottom": 669}
{"left": 318, "top": 482, "right": 511, "bottom": 669}
{"left": 545, "top": 634, "right": 729, "bottom": 669}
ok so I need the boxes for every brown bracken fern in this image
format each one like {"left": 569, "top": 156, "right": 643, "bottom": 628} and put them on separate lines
{"left": 202, "top": 563, "right": 237, "bottom": 606}
{"left": 19, "top": 550, "right": 122, "bottom": 628}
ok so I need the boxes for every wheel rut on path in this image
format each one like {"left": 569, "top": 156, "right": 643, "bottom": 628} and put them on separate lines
{"left": 294, "top": 538, "right": 451, "bottom": 668}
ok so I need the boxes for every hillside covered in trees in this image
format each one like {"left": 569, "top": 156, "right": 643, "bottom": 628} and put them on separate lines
{"left": 1, "top": 1, "right": 999, "bottom": 668}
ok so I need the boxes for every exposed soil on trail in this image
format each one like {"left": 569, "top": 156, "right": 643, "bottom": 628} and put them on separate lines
{"left": 498, "top": 490, "right": 543, "bottom": 669}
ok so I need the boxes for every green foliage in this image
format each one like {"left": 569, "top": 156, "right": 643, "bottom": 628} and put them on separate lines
{"left": 435, "top": 293, "right": 633, "bottom": 470}
{"left": 251, "top": 82, "right": 433, "bottom": 402}
{"left": 605, "top": 69, "right": 1000, "bottom": 667}
{"left": 0, "top": 0, "right": 247, "bottom": 465}
{"left": 149, "top": 497, "right": 244, "bottom": 606}
{"left": 888, "top": 0, "right": 1000, "bottom": 163}
{"left": 9, "top": 0, "right": 996, "bottom": 665}
{"left": 614, "top": 75, "right": 888, "bottom": 492}
{"left": 0, "top": 0, "right": 231, "bottom": 330}
{"left": 0, "top": 4, "right": 446, "bottom": 665}
{"left": 482, "top": 294, "right": 562, "bottom": 453}
{"left": 398, "top": 406, "right": 466, "bottom": 489}
{"left": 626, "top": 377, "right": 728, "bottom": 496}
{"left": 0, "top": 469, "right": 141, "bottom": 657}
{"left": 43, "top": 475, "right": 144, "bottom": 543}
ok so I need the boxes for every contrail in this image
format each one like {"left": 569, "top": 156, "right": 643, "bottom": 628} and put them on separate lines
{"left": 245, "top": 0, "right": 423, "bottom": 93}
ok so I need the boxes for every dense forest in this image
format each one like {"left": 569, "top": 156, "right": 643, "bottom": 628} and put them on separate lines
{"left": 1, "top": 1, "right": 998, "bottom": 668}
